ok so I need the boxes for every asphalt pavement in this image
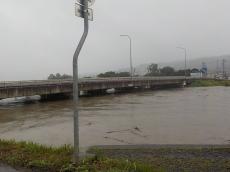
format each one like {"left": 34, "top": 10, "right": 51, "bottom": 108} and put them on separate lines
{"left": 0, "top": 164, "right": 19, "bottom": 172}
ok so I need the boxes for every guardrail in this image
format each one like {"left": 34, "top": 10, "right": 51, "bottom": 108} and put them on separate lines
{"left": 0, "top": 76, "right": 193, "bottom": 88}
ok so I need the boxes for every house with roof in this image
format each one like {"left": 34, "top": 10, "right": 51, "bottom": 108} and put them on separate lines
{"left": 190, "top": 68, "right": 207, "bottom": 78}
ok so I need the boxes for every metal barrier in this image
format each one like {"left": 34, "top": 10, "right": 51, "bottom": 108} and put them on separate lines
{"left": 0, "top": 76, "right": 195, "bottom": 88}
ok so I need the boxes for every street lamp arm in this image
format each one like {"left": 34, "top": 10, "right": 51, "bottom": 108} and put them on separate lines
{"left": 176, "top": 47, "right": 186, "bottom": 51}
{"left": 120, "top": 35, "right": 131, "bottom": 41}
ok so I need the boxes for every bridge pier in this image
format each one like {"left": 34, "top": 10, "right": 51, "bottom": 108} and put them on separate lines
{"left": 40, "top": 93, "right": 72, "bottom": 101}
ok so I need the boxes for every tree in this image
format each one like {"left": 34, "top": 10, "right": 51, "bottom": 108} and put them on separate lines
{"left": 116, "top": 72, "right": 130, "bottom": 77}
{"left": 48, "top": 74, "right": 56, "bottom": 80}
{"left": 97, "top": 71, "right": 130, "bottom": 78}
{"left": 160, "top": 66, "right": 175, "bottom": 76}
{"left": 147, "top": 63, "right": 158, "bottom": 74}
{"left": 145, "top": 64, "right": 191, "bottom": 77}
{"left": 48, "top": 73, "right": 73, "bottom": 80}
{"left": 55, "top": 73, "right": 61, "bottom": 79}
{"left": 175, "top": 69, "right": 191, "bottom": 76}
{"left": 98, "top": 71, "right": 116, "bottom": 77}
{"left": 145, "top": 63, "right": 160, "bottom": 76}
{"left": 61, "top": 74, "right": 72, "bottom": 79}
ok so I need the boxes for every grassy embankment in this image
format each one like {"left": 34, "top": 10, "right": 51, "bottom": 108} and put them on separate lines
{"left": 0, "top": 139, "right": 160, "bottom": 172}
{"left": 190, "top": 79, "right": 230, "bottom": 87}
{"left": 0, "top": 140, "right": 230, "bottom": 171}
{"left": 89, "top": 146, "right": 230, "bottom": 172}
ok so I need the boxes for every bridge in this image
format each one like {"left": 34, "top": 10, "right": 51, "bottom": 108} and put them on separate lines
{"left": 0, "top": 77, "right": 191, "bottom": 100}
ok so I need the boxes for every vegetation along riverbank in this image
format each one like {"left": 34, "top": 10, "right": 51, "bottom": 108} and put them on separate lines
{"left": 89, "top": 145, "right": 230, "bottom": 172}
{"left": 1, "top": 139, "right": 230, "bottom": 171}
{"left": 190, "top": 79, "right": 230, "bottom": 87}
{"left": 0, "top": 139, "right": 158, "bottom": 172}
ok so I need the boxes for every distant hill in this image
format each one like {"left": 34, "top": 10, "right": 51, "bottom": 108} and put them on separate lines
{"left": 82, "top": 55, "right": 230, "bottom": 77}
{"left": 134, "top": 55, "right": 230, "bottom": 76}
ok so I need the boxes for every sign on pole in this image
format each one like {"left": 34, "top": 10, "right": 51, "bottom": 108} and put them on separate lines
{"left": 73, "top": 0, "right": 95, "bottom": 163}
{"left": 77, "top": 0, "right": 95, "bottom": 7}
{"left": 75, "top": 3, "right": 94, "bottom": 21}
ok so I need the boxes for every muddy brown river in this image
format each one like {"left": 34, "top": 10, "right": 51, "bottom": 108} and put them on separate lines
{"left": 0, "top": 87, "right": 230, "bottom": 149}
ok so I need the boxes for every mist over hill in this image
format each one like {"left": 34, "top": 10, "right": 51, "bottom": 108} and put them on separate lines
{"left": 133, "top": 55, "right": 230, "bottom": 76}
{"left": 82, "top": 55, "right": 230, "bottom": 77}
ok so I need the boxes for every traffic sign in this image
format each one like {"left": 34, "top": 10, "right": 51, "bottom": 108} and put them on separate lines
{"left": 75, "top": 3, "right": 93, "bottom": 21}
{"left": 76, "top": 0, "right": 95, "bottom": 7}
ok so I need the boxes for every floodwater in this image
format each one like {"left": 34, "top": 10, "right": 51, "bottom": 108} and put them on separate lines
{"left": 0, "top": 87, "right": 230, "bottom": 149}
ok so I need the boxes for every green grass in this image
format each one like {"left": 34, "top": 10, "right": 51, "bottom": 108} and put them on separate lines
{"left": 1, "top": 140, "right": 230, "bottom": 172}
{"left": 0, "top": 139, "right": 161, "bottom": 172}
{"left": 89, "top": 146, "right": 230, "bottom": 172}
{"left": 190, "top": 79, "right": 230, "bottom": 87}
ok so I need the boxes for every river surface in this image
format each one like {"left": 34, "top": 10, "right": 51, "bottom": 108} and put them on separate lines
{"left": 0, "top": 87, "right": 230, "bottom": 149}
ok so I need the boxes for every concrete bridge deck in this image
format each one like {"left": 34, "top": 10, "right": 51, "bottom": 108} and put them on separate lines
{"left": 0, "top": 77, "right": 190, "bottom": 99}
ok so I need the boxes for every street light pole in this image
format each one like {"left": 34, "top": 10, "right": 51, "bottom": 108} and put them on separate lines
{"left": 177, "top": 47, "right": 187, "bottom": 78}
{"left": 73, "top": 0, "right": 89, "bottom": 163}
{"left": 120, "top": 35, "right": 133, "bottom": 78}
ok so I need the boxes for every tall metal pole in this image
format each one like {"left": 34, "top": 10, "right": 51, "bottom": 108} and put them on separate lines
{"left": 73, "top": 0, "right": 88, "bottom": 163}
{"left": 120, "top": 35, "right": 133, "bottom": 78}
{"left": 177, "top": 47, "right": 187, "bottom": 78}
{"left": 222, "top": 59, "right": 226, "bottom": 78}
{"left": 216, "top": 58, "right": 219, "bottom": 74}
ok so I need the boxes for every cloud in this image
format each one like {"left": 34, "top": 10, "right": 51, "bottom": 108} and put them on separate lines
{"left": 0, "top": 0, "right": 230, "bottom": 80}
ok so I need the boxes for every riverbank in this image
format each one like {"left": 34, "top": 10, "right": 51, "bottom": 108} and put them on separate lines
{"left": 190, "top": 79, "right": 230, "bottom": 87}
{"left": 1, "top": 140, "right": 230, "bottom": 172}
{"left": 89, "top": 145, "right": 230, "bottom": 172}
{"left": 0, "top": 139, "right": 157, "bottom": 172}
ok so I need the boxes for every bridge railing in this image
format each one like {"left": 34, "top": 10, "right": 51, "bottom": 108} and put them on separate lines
{"left": 0, "top": 76, "right": 194, "bottom": 88}
{"left": 0, "top": 80, "right": 73, "bottom": 88}
{"left": 79, "top": 76, "right": 188, "bottom": 82}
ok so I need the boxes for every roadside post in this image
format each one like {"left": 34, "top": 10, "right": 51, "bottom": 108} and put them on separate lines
{"left": 73, "top": 0, "right": 95, "bottom": 163}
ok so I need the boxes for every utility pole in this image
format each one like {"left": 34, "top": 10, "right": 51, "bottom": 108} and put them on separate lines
{"left": 177, "top": 47, "right": 187, "bottom": 78}
{"left": 222, "top": 59, "right": 226, "bottom": 79}
{"left": 120, "top": 35, "right": 133, "bottom": 78}
{"left": 73, "top": 0, "right": 95, "bottom": 163}
{"left": 216, "top": 58, "right": 219, "bottom": 74}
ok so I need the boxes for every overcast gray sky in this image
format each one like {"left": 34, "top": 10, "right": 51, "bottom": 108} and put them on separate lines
{"left": 0, "top": 0, "right": 230, "bottom": 80}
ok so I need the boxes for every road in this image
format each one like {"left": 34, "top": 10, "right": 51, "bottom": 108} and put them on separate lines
{"left": 0, "top": 164, "right": 19, "bottom": 172}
